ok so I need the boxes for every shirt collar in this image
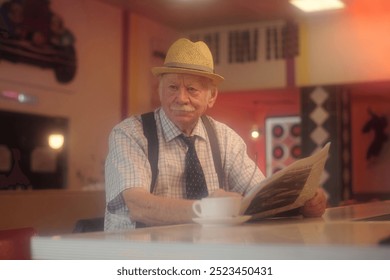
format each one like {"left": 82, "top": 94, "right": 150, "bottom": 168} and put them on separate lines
{"left": 158, "top": 108, "right": 207, "bottom": 142}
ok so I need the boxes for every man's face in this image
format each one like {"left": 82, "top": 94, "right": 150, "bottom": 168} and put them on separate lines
{"left": 159, "top": 73, "right": 217, "bottom": 134}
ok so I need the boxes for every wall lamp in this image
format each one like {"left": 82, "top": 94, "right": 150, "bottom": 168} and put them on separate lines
{"left": 250, "top": 126, "right": 262, "bottom": 140}
{"left": 48, "top": 134, "right": 64, "bottom": 150}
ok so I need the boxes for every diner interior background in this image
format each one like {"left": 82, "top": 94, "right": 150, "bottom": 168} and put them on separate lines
{"left": 0, "top": 0, "right": 389, "bottom": 234}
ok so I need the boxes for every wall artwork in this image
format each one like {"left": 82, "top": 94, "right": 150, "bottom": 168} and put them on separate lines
{"left": 362, "top": 109, "right": 388, "bottom": 161}
{"left": 0, "top": 0, "right": 77, "bottom": 83}
{"left": 352, "top": 100, "right": 390, "bottom": 196}
{"left": 265, "top": 116, "right": 301, "bottom": 177}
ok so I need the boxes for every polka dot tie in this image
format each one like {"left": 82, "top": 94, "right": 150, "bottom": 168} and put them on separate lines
{"left": 180, "top": 135, "right": 208, "bottom": 199}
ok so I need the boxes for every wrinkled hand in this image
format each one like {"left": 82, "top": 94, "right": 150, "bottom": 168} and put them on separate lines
{"left": 209, "top": 189, "right": 242, "bottom": 198}
{"left": 300, "top": 188, "right": 328, "bottom": 218}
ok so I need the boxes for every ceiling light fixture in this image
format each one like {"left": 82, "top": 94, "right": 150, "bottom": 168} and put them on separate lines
{"left": 290, "top": 0, "right": 345, "bottom": 12}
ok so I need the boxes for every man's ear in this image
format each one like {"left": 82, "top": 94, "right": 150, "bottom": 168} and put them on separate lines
{"left": 207, "top": 88, "right": 218, "bottom": 108}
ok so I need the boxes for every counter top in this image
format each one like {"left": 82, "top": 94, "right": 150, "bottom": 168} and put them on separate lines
{"left": 31, "top": 201, "right": 390, "bottom": 260}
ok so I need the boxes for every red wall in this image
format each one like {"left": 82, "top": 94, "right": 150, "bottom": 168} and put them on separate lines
{"left": 208, "top": 88, "right": 300, "bottom": 174}
{"left": 209, "top": 82, "right": 390, "bottom": 200}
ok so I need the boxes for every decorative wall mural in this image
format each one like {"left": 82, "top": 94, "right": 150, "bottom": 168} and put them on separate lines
{"left": 351, "top": 92, "right": 390, "bottom": 196}
{"left": 265, "top": 116, "right": 301, "bottom": 177}
{"left": 188, "top": 20, "right": 299, "bottom": 65}
{"left": 362, "top": 108, "right": 388, "bottom": 160}
{"left": 0, "top": 0, "right": 77, "bottom": 83}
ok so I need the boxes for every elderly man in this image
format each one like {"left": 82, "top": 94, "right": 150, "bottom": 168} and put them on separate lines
{"left": 104, "top": 38, "right": 327, "bottom": 231}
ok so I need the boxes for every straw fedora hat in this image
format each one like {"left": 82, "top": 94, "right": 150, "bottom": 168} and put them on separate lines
{"left": 152, "top": 38, "right": 224, "bottom": 84}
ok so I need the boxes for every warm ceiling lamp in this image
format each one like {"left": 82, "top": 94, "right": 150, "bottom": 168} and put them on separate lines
{"left": 290, "top": 0, "right": 345, "bottom": 12}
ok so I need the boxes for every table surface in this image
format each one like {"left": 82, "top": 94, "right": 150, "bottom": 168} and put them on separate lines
{"left": 31, "top": 201, "right": 390, "bottom": 260}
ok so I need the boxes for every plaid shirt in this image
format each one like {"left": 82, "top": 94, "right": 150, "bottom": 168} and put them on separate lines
{"left": 104, "top": 108, "right": 265, "bottom": 231}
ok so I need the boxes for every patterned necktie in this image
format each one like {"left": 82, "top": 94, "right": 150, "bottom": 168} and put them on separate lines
{"left": 180, "top": 135, "right": 209, "bottom": 199}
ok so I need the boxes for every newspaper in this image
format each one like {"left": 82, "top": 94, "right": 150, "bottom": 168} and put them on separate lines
{"left": 240, "top": 142, "right": 330, "bottom": 220}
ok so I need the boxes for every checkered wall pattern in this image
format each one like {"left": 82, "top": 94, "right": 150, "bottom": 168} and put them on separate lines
{"left": 301, "top": 86, "right": 349, "bottom": 206}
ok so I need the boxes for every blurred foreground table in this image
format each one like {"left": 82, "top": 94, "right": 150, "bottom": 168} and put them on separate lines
{"left": 31, "top": 201, "right": 390, "bottom": 259}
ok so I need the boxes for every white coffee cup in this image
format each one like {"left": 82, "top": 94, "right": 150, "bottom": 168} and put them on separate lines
{"left": 192, "top": 196, "right": 242, "bottom": 218}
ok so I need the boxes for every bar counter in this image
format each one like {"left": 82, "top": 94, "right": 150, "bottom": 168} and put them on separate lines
{"left": 31, "top": 201, "right": 390, "bottom": 260}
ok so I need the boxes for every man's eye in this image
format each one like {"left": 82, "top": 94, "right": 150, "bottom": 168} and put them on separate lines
{"left": 187, "top": 87, "right": 198, "bottom": 93}
{"left": 169, "top": 85, "right": 178, "bottom": 91}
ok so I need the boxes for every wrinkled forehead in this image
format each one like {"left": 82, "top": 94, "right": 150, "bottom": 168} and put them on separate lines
{"left": 161, "top": 73, "right": 213, "bottom": 87}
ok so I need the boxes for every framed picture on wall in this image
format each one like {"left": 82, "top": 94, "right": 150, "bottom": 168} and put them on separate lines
{"left": 265, "top": 116, "right": 301, "bottom": 177}
{"left": 352, "top": 98, "right": 390, "bottom": 197}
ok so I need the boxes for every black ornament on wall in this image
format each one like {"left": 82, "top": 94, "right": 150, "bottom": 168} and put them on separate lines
{"left": 0, "top": 0, "right": 77, "bottom": 83}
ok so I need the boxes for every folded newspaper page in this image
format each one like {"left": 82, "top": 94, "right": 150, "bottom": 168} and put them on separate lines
{"left": 240, "top": 142, "right": 330, "bottom": 220}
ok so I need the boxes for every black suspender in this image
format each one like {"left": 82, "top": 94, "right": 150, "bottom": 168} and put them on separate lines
{"left": 141, "top": 112, "right": 223, "bottom": 193}
{"left": 141, "top": 112, "right": 159, "bottom": 193}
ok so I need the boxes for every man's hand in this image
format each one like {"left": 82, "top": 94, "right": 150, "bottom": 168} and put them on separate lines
{"left": 300, "top": 188, "right": 328, "bottom": 218}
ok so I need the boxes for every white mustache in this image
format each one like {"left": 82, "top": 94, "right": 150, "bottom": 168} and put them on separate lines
{"left": 170, "top": 104, "right": 195, "bottom": 112}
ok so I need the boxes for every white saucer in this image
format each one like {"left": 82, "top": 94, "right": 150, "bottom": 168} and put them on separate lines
{"left": 193, "top": 215, "right": 251, "bottom": 226}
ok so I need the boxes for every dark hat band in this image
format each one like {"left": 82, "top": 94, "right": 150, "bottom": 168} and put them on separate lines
{"left": 164, "top": 62, "right": 214, "bottom": 74}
